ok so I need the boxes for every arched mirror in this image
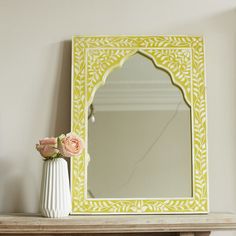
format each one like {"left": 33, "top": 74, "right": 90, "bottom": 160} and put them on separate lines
{"left": 71, "top": 36, "right": 208, "bottom": 214}
{"left": 88, "top": 53, "right": 192, "bottom": 198}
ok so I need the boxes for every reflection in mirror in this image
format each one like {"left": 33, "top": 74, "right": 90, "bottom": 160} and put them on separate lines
{"left": 87, "top": 53, "right": 192, "bottom": 199}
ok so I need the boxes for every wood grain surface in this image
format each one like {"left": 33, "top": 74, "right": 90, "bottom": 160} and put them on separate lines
{"left": 0, "top": 213, "right": 234, "bottom": 235}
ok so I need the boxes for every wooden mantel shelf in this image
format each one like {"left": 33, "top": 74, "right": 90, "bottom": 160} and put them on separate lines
{"left": 0, "top": 213, "right": 236, "bottom": 235}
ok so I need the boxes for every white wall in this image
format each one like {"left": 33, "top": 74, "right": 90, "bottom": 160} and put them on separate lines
{"left": 0, "top": 0, "right": 236, "bottom": 235}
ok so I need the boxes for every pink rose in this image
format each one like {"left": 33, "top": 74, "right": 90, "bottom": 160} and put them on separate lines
{"left": 36, "top": 137, "right": 59, "bottom": 158}
{"left": 39, "top": 137, "right": 57, "bottom": 146}
{"left": 58, "top": 133, "right": 84, "bottom": 157}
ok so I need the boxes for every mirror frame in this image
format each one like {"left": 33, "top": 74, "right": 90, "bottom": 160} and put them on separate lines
{"left": 71, "top": 35, "right": 208, "bottom": 214}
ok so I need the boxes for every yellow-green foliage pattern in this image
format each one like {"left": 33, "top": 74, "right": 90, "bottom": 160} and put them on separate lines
{"left": 71, "top": 36, "right": 208, "bottom": 214}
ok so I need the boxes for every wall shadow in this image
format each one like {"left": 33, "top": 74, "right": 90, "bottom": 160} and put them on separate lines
{"left": 52, "top": 41, "right": 72, "bottom": 177}
{"left": 53, "top": 41, "right": 71, "bottom": 136}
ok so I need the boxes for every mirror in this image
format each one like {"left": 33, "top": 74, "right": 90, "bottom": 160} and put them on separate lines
{"left": 72, "top": 35, "right": 208, "bottom": 214}
{"left": 87, "top": 53, "right": 192, "bottom": 199}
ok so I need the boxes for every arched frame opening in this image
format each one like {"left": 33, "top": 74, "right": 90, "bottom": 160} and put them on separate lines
{"left": 71, "top": 36, "right": 208, "bottom": 214}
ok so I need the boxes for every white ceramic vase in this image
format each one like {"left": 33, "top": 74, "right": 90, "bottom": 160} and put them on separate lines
{"left": 40, "top": 158, "right": 71, "bottom": 218}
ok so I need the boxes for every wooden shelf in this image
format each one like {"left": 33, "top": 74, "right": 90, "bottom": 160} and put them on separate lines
{"left": 0, "top": 213, "right": 236, "bottom": 235}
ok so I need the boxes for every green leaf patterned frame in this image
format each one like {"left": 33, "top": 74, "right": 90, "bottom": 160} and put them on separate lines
{"left": 71, "top": 36, "right": 208, "bottom": 214}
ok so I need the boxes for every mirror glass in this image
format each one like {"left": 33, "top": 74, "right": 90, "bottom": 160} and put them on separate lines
{"left": 87, "top": 53, "right": 192, "bottom": 199}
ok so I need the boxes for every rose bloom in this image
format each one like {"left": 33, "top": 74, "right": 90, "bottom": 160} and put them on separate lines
{"left": 59, "top": 133, "right": 84, "bottom": 157}
{"left": 36, "top": 137, "right": 59, "bottom": 158}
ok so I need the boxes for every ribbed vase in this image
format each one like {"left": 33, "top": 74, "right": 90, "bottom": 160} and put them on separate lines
{"left": 40, "top": 158, "right": 71, "bottom": 218}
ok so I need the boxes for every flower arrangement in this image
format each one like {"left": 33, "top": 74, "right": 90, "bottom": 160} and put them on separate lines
{"left": 36, "top": 133, "right": 84, "bottom": 160}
